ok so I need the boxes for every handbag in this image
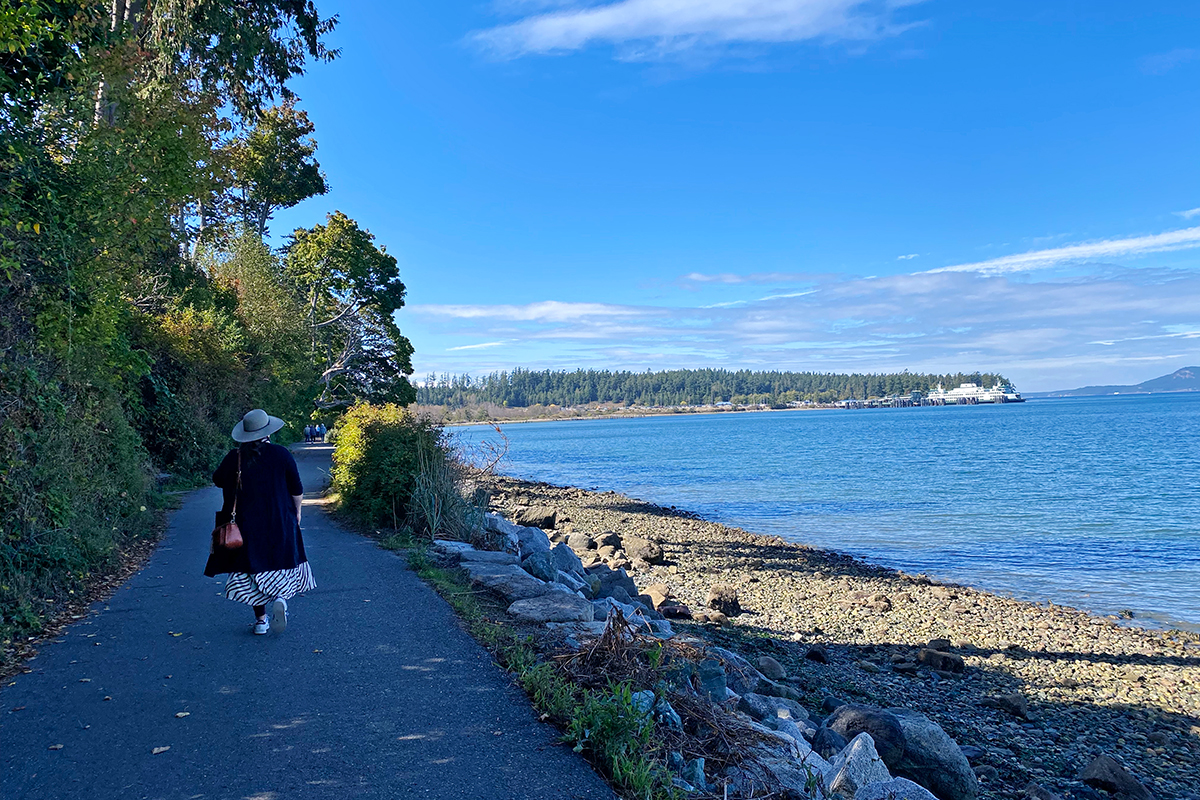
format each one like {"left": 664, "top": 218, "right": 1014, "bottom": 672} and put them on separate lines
{"left": 212, "top": 450, "right": 244, "bottom": 550}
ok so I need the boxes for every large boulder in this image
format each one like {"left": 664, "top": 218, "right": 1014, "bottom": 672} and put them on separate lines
{"left": 521, "top": 550, "right": 558, "bottom": 582}
{"left": 711, "top": 646, "right": 767, "bottom": 695}
{"left": 508, "top": 593, "right": 594, "bottom": 623}
{"left": 556, "top": 570, "right": 589, "bottom": 595}
{"left": 550, "top": 542, "right": 585, "bottom": 574}
{"left": 514, "top": 505, "right": 558, "bottom": 529}
{"left": 826, "top": 706, "right": 906, "bottom": 767}
{"left": 593, "top": 531, "right": 622, "bottom": 549}
{"left": 459, "top": 549, "right": 519, "bottom": 566}
{"left": 826, "top": 733, "right": 892, "bottom": 799}
{"left": 812, "top": 726, "right": 849, "bottom": 759}
{"left": 432, "top": 540, "right": 476, "bottom": 558}
{"left": 461, "top": 562, "right": 549, "bottom": 601}
{"left": 886, "top": 708, "right": 978, "bottom": 800}
{"left": 1079, "top": 755, "right": 1153, "bottom": 800}
{"left": 726, "top": 721, "right": 831, "bottom": 799}
{"left": 482, "top": 513, "right": 522, "bottom": 551}
{"left": 855, "top": 778, "right": 940, "bottom": 800}
{"left": 758, "top": 655, "right": 787, "bottom": 681}
{"left": 918, "top": 649, "right": 965, "bottom": 673}
{"left": 566, "top": 531, "right": 595, "bottom": 552}
{"left": 624, "top": 536, "right": 665, "bottom": 564}
{"left": 591, "top": 566, "right": 639, "bottom": 600}
{"left": 516, "top": 525, "right": 552, "bottom": 556}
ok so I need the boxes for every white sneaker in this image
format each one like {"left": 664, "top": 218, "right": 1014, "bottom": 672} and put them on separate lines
{"left": 270, "top": 598, "right": 288, "bottom": 634}
{"left": 253, "top": 618, "right": 269, "bottom": 635}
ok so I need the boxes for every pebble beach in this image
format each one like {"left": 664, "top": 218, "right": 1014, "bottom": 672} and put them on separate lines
{"left": 487, "top": 474, "right": 1200, "bottom": 800}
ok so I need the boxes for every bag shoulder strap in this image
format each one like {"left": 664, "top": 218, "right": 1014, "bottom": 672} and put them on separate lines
{"left": 232, "top": 449, "right": 241, "bottom": 520}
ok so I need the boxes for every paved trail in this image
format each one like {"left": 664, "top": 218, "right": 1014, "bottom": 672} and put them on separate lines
{"left": 1, "top": 444, "right": 615, "bottom": 800}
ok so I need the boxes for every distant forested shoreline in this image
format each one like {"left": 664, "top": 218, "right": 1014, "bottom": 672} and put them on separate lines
{"left": 417, "top": 368, "right": 1010, "bottom": 408}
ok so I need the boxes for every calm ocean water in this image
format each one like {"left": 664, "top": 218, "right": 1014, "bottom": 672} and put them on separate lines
{"left": 451, "top": 394, "right": 1200, "bottom": 632}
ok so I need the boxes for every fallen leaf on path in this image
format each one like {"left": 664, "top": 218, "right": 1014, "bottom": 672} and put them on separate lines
{"left": 11, "top": 706, "right": 25, "bottom": 711}
{"left": 151, "top": 746, "right": 170, "bottom": 755}
{"left": 79, "top": 678, "right": 91, "bottom": 683}
{"left": 48, "top": 744, "right": 63, "bottom": 750}
{"left": 312, "top": 649, "right": 323, "bottom": 653}
{"left": 103, "top": 696, "right": 112, "bottom": 701}
{"left": 170, "top": 632, "right": 182, "bottom": 637}
{"left": 175, "top": 712, "right": 190, "bottom": 718}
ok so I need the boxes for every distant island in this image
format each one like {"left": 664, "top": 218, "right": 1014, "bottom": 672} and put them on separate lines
{"left": 1029, "top": 366, "right": 1200, "bottom": 398}
{"left": 417, "top": 367, "right": 1011, "bottom": 423}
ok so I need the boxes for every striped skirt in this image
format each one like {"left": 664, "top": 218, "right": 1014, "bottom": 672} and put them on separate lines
{"left": 224, "top": 561, "right": 316, "bottom": 606}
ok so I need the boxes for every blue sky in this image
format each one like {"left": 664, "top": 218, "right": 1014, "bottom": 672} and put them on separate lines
{"left": 271, "top": 0, "right": 1200, "bottom": 392}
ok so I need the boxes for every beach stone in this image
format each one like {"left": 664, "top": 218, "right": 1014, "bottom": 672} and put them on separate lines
{"left": 655, "top": 697, "right": 683, "bottom": 731}
{"left": 516, "top": 525, "right": 552, "bottom": 555}
{"left": 1024, "top": 782, "right": 1065, "bottom": 800}
{"left": 855, "top": 777, "right": 940, "bottom": 800}
{"left": 918, "top": 648, "right": 965, "bottom": 673}
{"left": 566, "top": 532, "right": 595, "bottom": 552}
{"left": 959, "top": 745, "right": 985, "bottom": 762}
{"left": 508, "top": 592, "right": 593, "bottom": 623}
{"left": 521, "top": 550, "right": 558, "bottom": 582}
{"left": 643, "top": 583, "right": 672, "bottom": 609}
{"left": 461, "top": 562, "right": 549, "bottom": 601}
{"left": 826, "top": 733, "right": 892, "bottom": 799}
{"left": 822, "top": 695, "right": 847, "bottom": 713}
{"left": 659, "top": 603, "right": 691, "bottom": 618}
{"left": 826, "top": 705, "right": 906, "bottom": 766}
{"left": 886, "top": 707, "right": 978, "bottom": 800}
{"left": 458, "top": 549, "right": 519, "bottom": 565}
{"left": 981, "top": 692, "right": 1029, "bottom": 719}
{"left": 757, "top": 655, "right": 787, "bottom": 680}
{"left": 1079, "top": 755, "right": 1153, "bottom": 800}
{"left": 594, "top": 531, "right": 622, "bottom": 549}
{"left": 927, "top": 638, "right": 952, "bottom": 651}
{"left": 624, "top": 536, "right": 665, "bottom": 564}
{"left": 697, "top": 659, "right": 729, "bottom": 702}
{"left": 806, "top": 644, "right": 830, "bottom": 663}
{"left": 737, "top": 693, "right": 808, "bottom": 723}
{"left": 596, "top": 545, "right": 618, "bottom": 559}
{"left": 812, "top": 726, "right": 849, "bottom": 759}
{"left": 514, "top": 505, "right": 558, "bottom": 529}
{"left": 711, "top": 646, "right": 766, "bottom": 695}
{"left": 549, "top": 542, "right": 585, "bottom": 574}
{"left": 706, "top": 610, "right": 730, "bottom": 626}
{"left": 706, "top": 583, "right": 742, "bottom": 615}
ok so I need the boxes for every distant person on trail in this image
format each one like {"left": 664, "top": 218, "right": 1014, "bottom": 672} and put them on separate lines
{"left": 205, "top": 409, "right": 315, "bottom": 635}
{"left": 317, "top": 423, "right": 326, "bottom": 443}
{"left": 304, "top": 424, "right": 313, "bottom": 443}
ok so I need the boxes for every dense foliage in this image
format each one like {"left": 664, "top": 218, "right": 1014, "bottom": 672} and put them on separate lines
{"left": 0, "top": 1, "right": 414, "bottom": 650}
{"left": 329, "top": 404, "right": 443, "bottom": 530}
{"left": 418, "top": 368, "right": 1012, "bottom": 408}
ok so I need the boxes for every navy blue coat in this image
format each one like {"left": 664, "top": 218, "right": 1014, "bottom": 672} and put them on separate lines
{"left": 204, "top": 443, "right": 306, "bottom": 577}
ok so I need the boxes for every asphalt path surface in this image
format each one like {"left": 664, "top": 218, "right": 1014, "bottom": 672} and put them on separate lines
{"left": 1, "top": 443, "right": 615, "bottom": 800}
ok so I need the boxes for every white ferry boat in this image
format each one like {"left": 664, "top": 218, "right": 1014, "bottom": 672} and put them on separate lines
{"left": 927, "top": 382, "right": 1024, "bottom": 404}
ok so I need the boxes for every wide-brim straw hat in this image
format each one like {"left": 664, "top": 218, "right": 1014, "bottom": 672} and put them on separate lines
{"left": 232, "top": 409, "right": 285, "bottom": 442}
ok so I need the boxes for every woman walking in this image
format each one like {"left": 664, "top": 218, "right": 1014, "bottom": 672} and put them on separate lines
{"left": 205, "top": 409, "right": 315, "bottom": 635}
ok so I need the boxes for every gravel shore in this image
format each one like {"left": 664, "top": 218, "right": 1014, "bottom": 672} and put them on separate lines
{"left": 487, "top": 474, "right": 1200, "bottom": 800}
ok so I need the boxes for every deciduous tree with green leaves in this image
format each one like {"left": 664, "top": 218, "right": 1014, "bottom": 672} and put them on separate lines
{"left": 286, "top": 211, "right": 416, "bottom": 409}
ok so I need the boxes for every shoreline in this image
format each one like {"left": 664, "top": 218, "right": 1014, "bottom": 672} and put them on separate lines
{"left": 483, "top": 471, "right": 1200, "bottom": 799}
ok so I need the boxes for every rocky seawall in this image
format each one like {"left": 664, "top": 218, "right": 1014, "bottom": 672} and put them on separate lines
{"left": 480, "top": 474, "right": 1200, "bottom": 800}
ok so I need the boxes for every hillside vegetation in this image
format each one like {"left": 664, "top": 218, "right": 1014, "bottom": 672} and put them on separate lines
{"left": 418, "top": 367, "right": 1011, "bottom": 409}
{"left": 0, "top": 2, "right": 412, "bottom": 653}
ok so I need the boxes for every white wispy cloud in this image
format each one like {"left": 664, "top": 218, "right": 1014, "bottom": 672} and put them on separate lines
{"left": 1175, "top": 207, "right": 1200, "bottom": 220}
{"left": 1140, "top": 48, "right": 1200, "bottom": 76}
{"left": 414, "top": 300, "right": 641, "bottom": 322}
{"left": 896, "top": 253, "right": 919, "bottom": 260}
{"left": 471, "top": 0, "right": 926, "bottom": 59}
{"left": 447, "top": 341, "right": 508, "bottom": 351}
{"left": 928, "top": 226, "right": 1200, "bottom": 275}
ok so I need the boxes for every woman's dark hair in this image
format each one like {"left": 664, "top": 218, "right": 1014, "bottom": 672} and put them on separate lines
{"left": 239, "top": 439, "right": 268, "bottom": 466}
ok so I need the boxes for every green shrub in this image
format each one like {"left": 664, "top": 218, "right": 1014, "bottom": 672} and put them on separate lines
{"left": 331, "top": 403, "right": 444, "bottom": 528}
